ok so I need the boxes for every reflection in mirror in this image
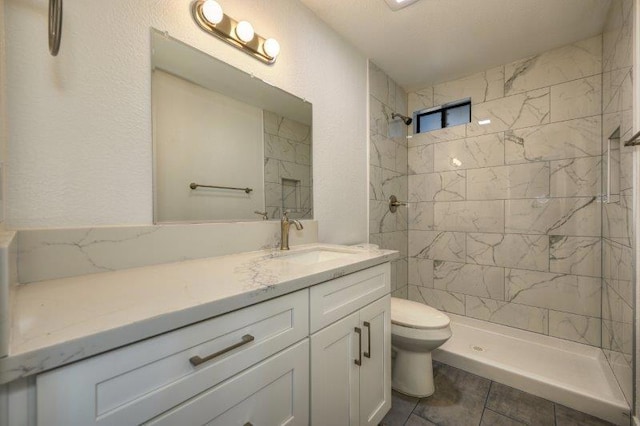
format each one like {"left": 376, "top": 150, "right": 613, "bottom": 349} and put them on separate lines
{"left": 151, "top": 29, "right": 313, "bottom": 223}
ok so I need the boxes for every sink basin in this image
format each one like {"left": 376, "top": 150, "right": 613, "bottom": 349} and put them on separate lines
{"left": 277, "top": 249, "right": 356, "bottom": 265}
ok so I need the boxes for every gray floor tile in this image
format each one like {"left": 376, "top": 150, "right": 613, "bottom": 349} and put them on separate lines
{"left": 413, "top": 362, "right": 491, "bottom": 426}
{"left": 404, "top": 414, "right": 438, "bottom": 426}
{"left": 485, "top": 382, "right": 555, "bottom": 425}
{"left": 480, "top": 409, "right": 527, "bottom": 426}
{"left": 380, "top": 391, "right": 420, "bottom": 426}
{"left": 383, "top": 362, "right": 618, "bottom": 426}
{"left": 555, "top": 404, "right": 616, "bottom": 426}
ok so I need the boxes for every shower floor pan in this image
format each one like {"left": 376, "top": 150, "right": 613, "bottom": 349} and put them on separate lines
{"left": 432, "top": 313, "right": 630, "bottom": 425}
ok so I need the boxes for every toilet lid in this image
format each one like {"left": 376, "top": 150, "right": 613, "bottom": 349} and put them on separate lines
{"left": 391, "top": 297, "right": 450, "bottom": 329}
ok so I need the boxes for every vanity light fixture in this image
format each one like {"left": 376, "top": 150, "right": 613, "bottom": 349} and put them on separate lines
{"left": 235, "top": 21, "right": 255, "bottom": 43}
{"left": 192, "top": 0, "right": 280, "bottom": 64}
{"left": 263, "top": 38, "right": 281, "bottom": 58}
{"left": 201, "top": 0, "right": 223, "bottom": 24}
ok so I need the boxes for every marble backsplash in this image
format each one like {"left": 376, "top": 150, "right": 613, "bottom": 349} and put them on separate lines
{"left": 406, "top": 34, "right": 605, "bottom": 347}
{"left": 17, "top": 220, "right": 318, "bottom": 284}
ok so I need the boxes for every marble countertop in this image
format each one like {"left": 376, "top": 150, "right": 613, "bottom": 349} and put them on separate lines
{"left": 0, "top": 243, "right": 397, "bottom": 384}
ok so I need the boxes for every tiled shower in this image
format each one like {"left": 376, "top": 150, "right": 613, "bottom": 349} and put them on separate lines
{"left": 369, "top": 63, "right": 409, "bottom": 298}
{"left": 369, "top": 0, "right": 634, "bottom": 405}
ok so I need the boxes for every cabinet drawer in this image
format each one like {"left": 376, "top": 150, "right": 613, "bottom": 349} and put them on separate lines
{"left": 37, "top": 289, "right": 309, "bottom": 426}
{"left": 145, "top": 339, "right": 309, "bottom": 426}
{"left": 309, "top": 263, "right": 390, "bottom": 333}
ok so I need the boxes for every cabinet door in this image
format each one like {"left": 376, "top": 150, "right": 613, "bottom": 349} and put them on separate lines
{"left": 145, "top": 339, "right": 309, "bottom": 426}
{"left": 310, "top": 311, "right": 361, "bottom": 426}
{"left": 359, "top": 295, "right": 391, "bottom": 426}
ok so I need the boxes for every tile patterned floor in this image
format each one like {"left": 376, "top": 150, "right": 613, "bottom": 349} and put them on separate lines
{"left": 381, "top": 362, "right": 616, "bottom": 426}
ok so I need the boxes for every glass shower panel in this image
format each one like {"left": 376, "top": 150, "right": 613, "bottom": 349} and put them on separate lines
{"left": 600, "top": 0, "right": 635, "bottom": 405}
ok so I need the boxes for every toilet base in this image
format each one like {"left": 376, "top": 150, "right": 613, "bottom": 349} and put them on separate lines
{"left": 391, "top": 348, "right": 435, "bottom": 397}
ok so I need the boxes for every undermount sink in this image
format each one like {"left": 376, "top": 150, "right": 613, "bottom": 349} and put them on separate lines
{"left": 276, "top": 249, "right": 358, "bottom": 265}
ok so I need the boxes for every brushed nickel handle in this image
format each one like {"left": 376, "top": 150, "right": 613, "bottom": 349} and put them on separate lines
{"left": 49, "top": 0, "right": 63, "bottom": 56}
{"left": 354, "top": 327, "right": 362, "bottom": 366}
{"left": 189, "top": 334, "right": 254, "bottom": 367}
{"left": 389, "top": 195, "right": 407, "bottom": 213}
{"left": 363, "top": 321, "right": 371, "bottom": 358}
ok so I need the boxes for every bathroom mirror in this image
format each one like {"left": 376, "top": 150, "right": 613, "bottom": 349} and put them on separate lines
{"left": 151, "top": 29, "right": 313, "bottom": 223}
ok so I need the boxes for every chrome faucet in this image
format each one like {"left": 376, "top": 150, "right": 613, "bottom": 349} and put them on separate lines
{"left": 280, "top": 211, "right": 303, "bottom": 250}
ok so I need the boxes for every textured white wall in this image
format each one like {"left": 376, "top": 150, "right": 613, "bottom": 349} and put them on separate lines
{"left": 5, "top": 0, "right": 368, "bottom": 244}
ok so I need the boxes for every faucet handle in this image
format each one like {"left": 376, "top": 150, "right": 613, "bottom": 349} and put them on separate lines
{"left": 282, "top": 210, "right": 290, "bottom": 220}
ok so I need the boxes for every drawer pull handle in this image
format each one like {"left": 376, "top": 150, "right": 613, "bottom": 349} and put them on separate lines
{"left": 354, "top": 327, "right": 362, "bottom": 366}
{"left": 189, "top": 334, "right": 255, "bottom": 367}
{"left": 363, "top": 321, "right": 371, "bottom": 358}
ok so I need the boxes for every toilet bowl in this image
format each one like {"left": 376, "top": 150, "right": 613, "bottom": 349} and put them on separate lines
{"left": 391, "top": 297, "right": 452, "bottom": 397}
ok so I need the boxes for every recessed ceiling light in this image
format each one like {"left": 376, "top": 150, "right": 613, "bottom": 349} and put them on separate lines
{"left": 478, "top": 119, "right": 492, "bottom": 125}
{"left": 383, "top": 0, "right": 421, "bottom": 11}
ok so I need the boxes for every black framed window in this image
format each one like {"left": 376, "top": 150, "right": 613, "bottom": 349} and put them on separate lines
{"left": 415, "top": 99, "right": 471, "bottom": 134}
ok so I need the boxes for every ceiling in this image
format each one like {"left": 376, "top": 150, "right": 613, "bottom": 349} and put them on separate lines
{"left": 299, "top": 0, "right": 612, "bottom": 90}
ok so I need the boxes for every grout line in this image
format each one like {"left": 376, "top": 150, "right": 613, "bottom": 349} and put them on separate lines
{"left": 408, "top": 113, "right": 602, "bottom": 151}
{"left": 412, "top": 158, "right": 601, "bottom": 185}
{"left": 480, "top": 381, "right": 494, "bottom": 426}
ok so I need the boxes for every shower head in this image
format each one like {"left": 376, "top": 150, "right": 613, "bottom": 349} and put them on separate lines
{"left": 391, "top": 112, "right": 412, "bottom": 126}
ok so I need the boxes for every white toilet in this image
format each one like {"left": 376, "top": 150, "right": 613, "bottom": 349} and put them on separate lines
{"left": 390, "top": 297, "right": 452, "bottom": 397}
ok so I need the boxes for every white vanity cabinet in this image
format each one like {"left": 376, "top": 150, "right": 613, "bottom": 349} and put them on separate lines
{"left": 309, "top": 263, "right": 391, "bottom": 426}
{"left": 32, "top": 261, "right": 393, "bottom": 426}
{"left": 36, "top": 289, "right": 310, "bottom": 426}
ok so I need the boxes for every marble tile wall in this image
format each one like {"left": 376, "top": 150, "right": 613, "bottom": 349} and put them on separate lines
{"left": 369, "top": 62, "right": 409, "bottom": 297}
{"left": 16, "top": 220, "right": 319, "bottom": 283}
{"left": 600, "top": 0, "right": 634, "bottom": 405}
{"left": 406, "top": 34, "right": 606, "bottom": 348}
{"left": 263, "top": 110, "right": 313, "bottom": 220}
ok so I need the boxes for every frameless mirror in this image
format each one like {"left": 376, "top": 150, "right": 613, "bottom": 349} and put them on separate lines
{"left": 151, "top": 29, "right": 313, "bottom": 223}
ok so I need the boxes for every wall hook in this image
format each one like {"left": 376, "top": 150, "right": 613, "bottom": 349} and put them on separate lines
{"left": 49, "top": 0, "right": 63, "bottom": 56}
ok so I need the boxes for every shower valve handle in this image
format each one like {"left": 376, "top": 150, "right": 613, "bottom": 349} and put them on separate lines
{"left": 389, "top": 195, "right": 407, "bottom": 213}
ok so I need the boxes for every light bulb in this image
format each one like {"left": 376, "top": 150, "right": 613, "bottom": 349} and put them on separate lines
{"left": 263, "top": 38, "right": 280, "bottom": 58}
{"left": 201, "top": 0, "right": 223, "bottom": 25}
{"left": 235, "top": 21, "right": 255, "bottom": 43}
